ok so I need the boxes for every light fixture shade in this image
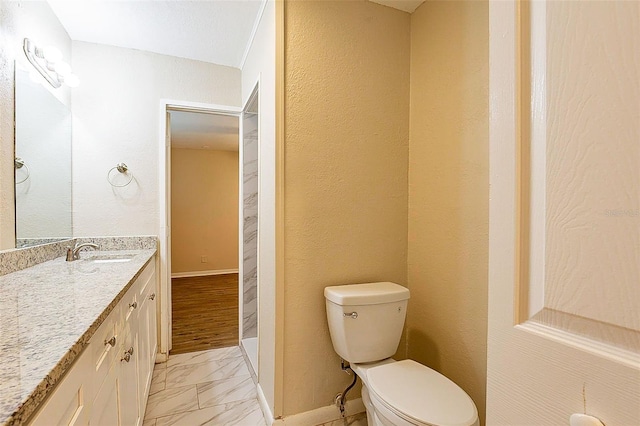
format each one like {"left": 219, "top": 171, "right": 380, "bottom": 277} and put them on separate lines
{"left": 23, "top": 38, "right": 75, "bottom": 89}
{"left": 54, "top": 61, "right": 72, "bottom": 76}
{"left": 65, "top": 74, "right": 80, "bottom": 88}
{"left": 42, "top": 46, "right": 62, "bottom": 63}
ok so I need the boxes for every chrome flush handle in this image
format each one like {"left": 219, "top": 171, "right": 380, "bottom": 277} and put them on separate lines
{"left": 343, "top": 312, "right": 358, "bottom": 319}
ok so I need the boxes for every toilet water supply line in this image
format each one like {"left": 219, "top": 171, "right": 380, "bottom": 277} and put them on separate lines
{"left": 336, "top": 360, "right": 358, "bottom": 418}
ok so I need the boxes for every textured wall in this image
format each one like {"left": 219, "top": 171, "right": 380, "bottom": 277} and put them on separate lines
{"left": 71, "top": 41, "right": 241, "bottom": 237}
{"left": 284, "top": 0, "right": 410, "bottom": 416}
{"left": 170, "top": 148, "right": 238, "bottom": 274}
{"left": 0, "top": 1, "right": 72, "bottom": 249}
{"left": 408, "top": 1, "right": 489, "bottom": 423}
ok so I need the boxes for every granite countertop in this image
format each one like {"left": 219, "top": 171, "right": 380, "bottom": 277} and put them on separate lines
{"left": 0, "top": 249, "right": 156, "bottom": 426}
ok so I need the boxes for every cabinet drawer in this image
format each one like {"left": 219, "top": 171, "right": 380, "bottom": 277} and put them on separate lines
{"left": 137, "top": 261, "right": 155, "bottom": 300}
{"left": 29, "top": 349, "right": 91, "bottom": 426}
{"left": 119, "top": 261, "right": 154, "bottom": 328}
{"left": 120, "top": 281, "right": 139, "bottom": 327}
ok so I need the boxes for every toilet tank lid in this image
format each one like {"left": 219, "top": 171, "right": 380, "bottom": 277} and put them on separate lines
{"left": 324, "top": 282, "right": 410, "bottom": 305}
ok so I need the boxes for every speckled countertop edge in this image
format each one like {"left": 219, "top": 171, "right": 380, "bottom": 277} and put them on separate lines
{"left": 0, "top": 236, "right": 157, "bottom": 277}
{"left": 0, "top": 249, "right": 156, "bottom": 426}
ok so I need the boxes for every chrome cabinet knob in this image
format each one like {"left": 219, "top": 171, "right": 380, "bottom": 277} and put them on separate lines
{"left": 104, "top": 336, "right": 116, "bottom": 347}
{"left": 149, "top": 293, "right": 156, "bottom": 300}
{"left": 129, "top": 301, "right": 137, "bottom": 309}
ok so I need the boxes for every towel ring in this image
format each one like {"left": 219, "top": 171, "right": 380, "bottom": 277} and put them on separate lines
{"left": 107, "top": 163, "right": 134, "bottom": 187}
{"left": 15, "top": 157, "right": 30, "bottom": 184}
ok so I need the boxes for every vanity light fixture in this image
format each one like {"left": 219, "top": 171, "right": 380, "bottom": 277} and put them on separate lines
{"left": 23, "top": 38, "right": 79, "bottom": 89}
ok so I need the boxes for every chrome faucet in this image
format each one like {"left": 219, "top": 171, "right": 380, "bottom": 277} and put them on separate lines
{"left": 66, "top": 243, "right": 100, "bottom": 261}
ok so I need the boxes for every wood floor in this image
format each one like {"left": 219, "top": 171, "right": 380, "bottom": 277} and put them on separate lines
{"left": 171, "top": 273, "right": 238, "bottom": 355}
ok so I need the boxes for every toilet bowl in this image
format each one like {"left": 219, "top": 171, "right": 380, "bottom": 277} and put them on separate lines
{"left": 353, "top": 360, "right": 479, "bottom": 426}
{"left": 325, "top": 282, "right": 479, "bottom": 426}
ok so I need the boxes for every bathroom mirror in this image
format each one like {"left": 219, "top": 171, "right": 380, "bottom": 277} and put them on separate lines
{"left": 14, "top": 67, "right": 72, "bottom": 247}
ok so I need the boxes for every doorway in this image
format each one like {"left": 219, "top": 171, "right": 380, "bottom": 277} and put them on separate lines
{"left": 159, "top": 98, "right": 260, "bottom": 378}
{"left": 168, "top": 110, "right": 240, "bottom": 355}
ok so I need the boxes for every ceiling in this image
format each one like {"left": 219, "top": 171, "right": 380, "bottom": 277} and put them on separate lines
{"left": 47, "top": 0, "right": 265, "bottom": 69}
{"left": 46, "top": 0, "right": 419, "bottom": 147}
{"left": 170, "top": 111, "right": 239, "bottom": 151}
{"left": 368, "top": 0, "right": 426, "bottom": 14}
{"left": 47, "top": 1, "right": 252, "bottom": 149}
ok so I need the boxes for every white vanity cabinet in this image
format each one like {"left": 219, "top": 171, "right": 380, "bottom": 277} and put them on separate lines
{"left": 28, "top": 259, "right": 157, "bottom": 426}
{"left": 29, "top": 348, "right": 92, "bottom": 426}
{"left": 89, "top": 359, "right": 119, "bottom": 426}
{"left": 136, "top": 265, "right": 158, "bottom": 408}
{"left": 116, "top": 329, "right": 140, "bottom": 426}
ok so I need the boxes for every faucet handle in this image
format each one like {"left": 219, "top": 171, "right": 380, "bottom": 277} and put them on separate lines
{"left": 65, "top": 247, "right": 74, "bottom": 262}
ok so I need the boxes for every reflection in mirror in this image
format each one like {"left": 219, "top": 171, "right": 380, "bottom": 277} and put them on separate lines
{"left": 15, "top": 67, "right": 72, "bottom": 248}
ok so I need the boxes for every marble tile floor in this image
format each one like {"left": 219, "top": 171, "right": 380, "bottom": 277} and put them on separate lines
{"left": 144, "top": 345, "right": 368, "bottom": 426}
{"left": 144, "top": 346, "right": 266, "bottom": 426}
{"left": 317, "top": 413, "right": 368, "bottom": 426}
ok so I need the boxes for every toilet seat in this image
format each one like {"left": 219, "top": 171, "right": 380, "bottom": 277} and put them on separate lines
{"left": 366, "top": 360, "right": 478, "bottom": 426}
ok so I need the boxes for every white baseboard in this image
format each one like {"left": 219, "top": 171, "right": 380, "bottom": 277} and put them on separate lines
{"left": 271, "top": 398, "right": 365, "bottom": 426}
{"left": 257, "top": 384, "right": 274, "bottom": 425}
{"left": 171, "top": 269, "right": 238, "bottom": 278}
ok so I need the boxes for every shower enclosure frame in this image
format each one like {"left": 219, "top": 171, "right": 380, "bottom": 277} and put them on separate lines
{"left": 240, "top": 82, "right": 260, "bottom": 375}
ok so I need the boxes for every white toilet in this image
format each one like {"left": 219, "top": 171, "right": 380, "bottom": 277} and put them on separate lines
{"left": 325, "top": 282, "right": 479, "bottom": 426}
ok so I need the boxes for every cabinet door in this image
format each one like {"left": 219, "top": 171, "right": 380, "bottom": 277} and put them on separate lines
{"left": 30, "top": 349, "right": 91, "bottom": 426}
{"left": 89, "top": 359, "right": 119, "bottom": 426}
{"left": 88, "top": 306, "right": 119, "bottom": 398}
{"left": 117, "top": 331, "right": 140, "bottom": 426}
{"left": 138, "top": 284, "right": 157, "bottom": 408}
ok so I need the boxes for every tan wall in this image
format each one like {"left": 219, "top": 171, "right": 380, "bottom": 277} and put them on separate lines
{"left": 171, "top": 148, "right": 239, "bottom": 274}
{"left": 408, "top": 1, "right": 489, "bottom": 423}
{"left": 283, "top": 0, "right": 410, "bottom": 416}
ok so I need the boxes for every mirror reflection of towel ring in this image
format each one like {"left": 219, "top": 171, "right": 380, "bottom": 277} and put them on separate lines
{"left": 107, "top": 163, "right": 134, "bottom": 187}
{"left": 15, "top": 157, "right": 30, "bottom": 184}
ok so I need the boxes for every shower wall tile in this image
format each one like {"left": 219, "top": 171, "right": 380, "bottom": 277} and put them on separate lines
{"left": 243, "top": 127, "right": 258, "bottom": 339}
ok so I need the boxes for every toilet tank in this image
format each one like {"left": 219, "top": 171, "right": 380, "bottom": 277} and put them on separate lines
{"left": 325, "top": 282, "right": 410, "bottom": 364}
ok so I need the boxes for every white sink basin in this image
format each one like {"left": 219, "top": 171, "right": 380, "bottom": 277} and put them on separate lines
{"left": 83, "top": 254, "right": 136, "bottom": 264}
{"left": 92, "top": 258, "right": 132, "bottom": 264}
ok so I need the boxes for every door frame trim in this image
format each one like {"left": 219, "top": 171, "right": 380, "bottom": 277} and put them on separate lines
{"left": 158, "top": 99, "right": 242, "bottom": 356}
